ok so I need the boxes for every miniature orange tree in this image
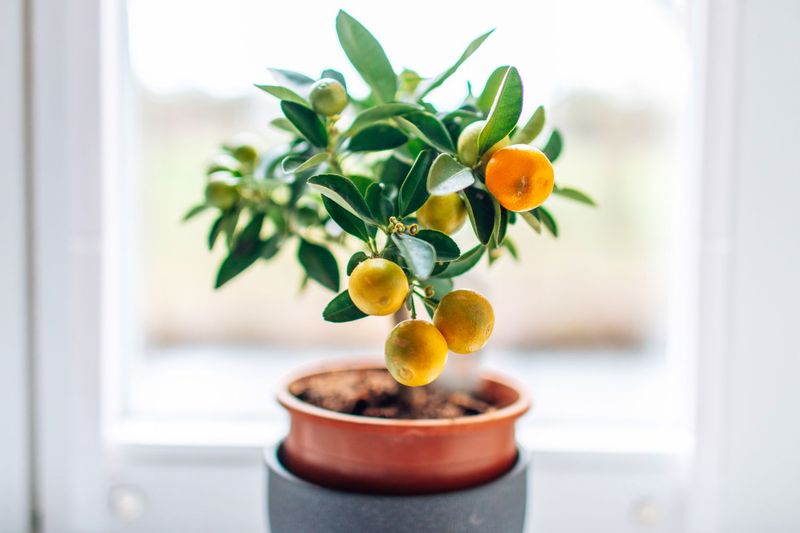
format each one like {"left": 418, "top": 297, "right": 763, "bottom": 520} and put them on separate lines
{"left": 185, "top": 11, "right": 594, "bottom": 387}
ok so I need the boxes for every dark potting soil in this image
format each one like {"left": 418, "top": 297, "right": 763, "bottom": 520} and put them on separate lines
{"left": 289, "top": 369, "right": 495, "bottom": 419}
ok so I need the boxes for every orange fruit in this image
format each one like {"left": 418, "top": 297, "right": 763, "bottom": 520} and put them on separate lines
{"left": 485, "top": 144, "right": 554, "bottom": 212}
{"left": 349, "top": 258, "right": 409, "bottom": 316}
{"left": 385, "top": 320, "right": 449, "bottom": 386}
{"left": 433, "top": 289, "right": 494, "bottom": 354}
{"left": 416, "top": 193, "right": 467, "bottom": 235}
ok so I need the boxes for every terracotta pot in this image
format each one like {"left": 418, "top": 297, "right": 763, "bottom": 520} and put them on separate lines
{"left": 277, "top": 358, "right": 531, "bottom": 495}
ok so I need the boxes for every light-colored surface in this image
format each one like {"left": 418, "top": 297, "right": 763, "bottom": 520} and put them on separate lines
{"left": 0, "top": 0, "right": 31, "bottom": 530}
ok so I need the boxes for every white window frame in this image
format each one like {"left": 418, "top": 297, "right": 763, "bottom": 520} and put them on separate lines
{"left": 20, "top": 0, "right": 800, "bottom": 532}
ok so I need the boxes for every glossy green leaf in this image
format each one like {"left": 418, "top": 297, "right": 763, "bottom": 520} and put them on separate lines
{"left": 511, "top": 105, "right": 545, "bottom": 144}
{"left": 365, "top": 182, "right": 394, "bottom": 222}
{"left": 348, "top": 175, "right": 376, "bottom": 196}
{"left": 321, "top": 196, "right": 370, "bottom": 242}
{"left": 478, "top": 67, "right": 523, "bottom": 153}
{"left": 346, "top": 251, "right": 369, "bottom": 275}
{"left": 280, "top": 101, "right": 328, "bottom": 148}
{"left": 261, "top": 233, "right": 283, "bottom": 260}
{"left": 427, "top": 154, "right": 474, "bottom": 196}
{"left": 215, "top": 214, "right": 265, "bottom": 288}
{"left": 397, "top": 149, "right": 435, "bottom": 216}
{"left": 521, "top": 211, "right": 542, "bottom": 233}
{"left": 536, "top": 206, "right": 558, "bottom": 237}
{"left": 297, "top": 238, "right": 340, "bottom": 292}
{"left": 494, "top": 203, "right": 509, "bottom": 245}
{"left": 345, "top": 103, "right": 423, "bottom": 137}
{"left": 503, "top": 238, "right": 519, "bottom": 260}
{"left": 391, "top": 233, "right": 436, "bottom": 280}
{"left": 269, "top": 117, "right": 301, "bottom": 136}
{"left": 281, "top": 152, "right": 330, "bottom": 174}
{"left": 542, "top": 129, "right": 563, "bottom": 162}
{"left": 463, "top": 187, "right": 496, "bottom": 245}
{"left": 414, "top": 229, "right": 460, "bottom": 261}
{"left": 553, "top": 185, "right": 596, "bottom": 206}
{"left": 208, "top": 214, "right": 224, "bottom": 249}
{"left": 255, "top": 84, "right": 307, "bottom": 106}
{"left": 335, "top": 10, "right": 396, "bottom": 102}
{"left": 476, "top": 66, "right": 509, "bottom": 114}
{"left": 348, "top": 123, "right": 408, "bottom": 152}
{"left": 416, "top": 29, "right": 494, "bottom": 99}
{"left": 433, "top": 244, "right": 485, "bottom": 278}
{"left": 307, "top": 174, "right": 373, "bottom": 221}
{"left": 323, "top": 290, "right": 367, "bottom": 322}
{"left": 396, "top": 112, "right": 455, "bottom": 153}
{"left": 268, "top": 68, "right": 315, "bottom": 89}
{"left": 380, "top": 155, "right": 412, "bottom": 188}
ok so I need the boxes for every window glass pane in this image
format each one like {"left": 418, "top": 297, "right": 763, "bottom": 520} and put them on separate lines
{"left": 127, "top": 0, "right": 690, "bottom": 351}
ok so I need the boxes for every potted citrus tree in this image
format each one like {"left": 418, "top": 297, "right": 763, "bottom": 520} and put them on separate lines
{"left": 185, "top": 10, "right": 594, "bottom": 532}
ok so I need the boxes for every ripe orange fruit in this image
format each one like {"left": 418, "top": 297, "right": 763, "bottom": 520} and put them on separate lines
{"left": 385, "top": 319, "right": 449, "bottom": 386}
{"left": 310, "top": 78, "right": 348, "bottom": 116}
{"left": 416, "top": 193, "right": 467, "bottom": 235}
{"left": 457, "top": 120, "right": 510, "bottom": 167}
{"left": 485, "top": 144, "right": 554, "bottom": 212}
{"left": 349, "top": 258, "right": 409, "bottom": 316}
{"left": 433, "top": 289, "right": 494, "bottom": 354}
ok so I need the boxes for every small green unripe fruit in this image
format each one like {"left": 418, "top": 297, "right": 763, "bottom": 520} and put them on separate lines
{"left": 205, "top": 172, "right": 240, "bottom": 210}
{"left": 309, "top": 78, "right": 348, "bottom": 116}
{"left": 223, "top": 134, "right": 260, "bottom": 166}
{"left": 456, "top": 120, "right": 510, "bottom": 167}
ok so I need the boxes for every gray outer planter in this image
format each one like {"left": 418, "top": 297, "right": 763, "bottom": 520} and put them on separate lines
{"left": 265, "top": 443, "right": 529, "bottom": 533}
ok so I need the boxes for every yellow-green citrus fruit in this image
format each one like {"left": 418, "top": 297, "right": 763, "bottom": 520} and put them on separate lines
{"left": 223, "top": 134, "right": 260, "bottom": 166}
{"left": 205, "top": 172, "right": 240, "bottom": 210}
{"left": 385, "top": 319, "right": 449, "bottom": 387}
{"left": 433, "top": 289, "right": 494, "bottom": 354}
{"left": 310, "top": 78, "right": 348, "bottom": 116}
{"left": 416, "top": 193, "right": 467, "bottom": 235}
{"left": 485, "top": 144, "right": 554, "bottom": 212}
{"left": 348, "top": 258, "right": 409, "bottom": 316}
{"left": 456, "top": 120, "right": 511, "bottom": 167}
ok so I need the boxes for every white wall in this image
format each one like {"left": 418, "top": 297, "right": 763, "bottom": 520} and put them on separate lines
{"left": 0, "top": 0, "right": 31, "bottom": 530}
{"left": 693, "top": 0, "right": 800, "bottom": 531}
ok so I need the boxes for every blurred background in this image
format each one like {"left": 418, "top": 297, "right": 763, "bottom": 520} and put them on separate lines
{"left": 2, "top": 0, "right": 799, "bottom": 532}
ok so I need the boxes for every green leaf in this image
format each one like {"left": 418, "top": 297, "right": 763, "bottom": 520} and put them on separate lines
{"left": 222, "top": 207, "right": 241, "bottom": 248}
{"left": 365, "top": 182, "right": 394, "bottom": 222}
{"left": 380, "top": 155, "right": 412, "bottom": 188}
{"left": 427, "top": 154, "right": 474, "bottom": 196}
{"left": 346, "top": 251, "right": 369, "bottom": 275}
{"left": 396, "top": 112, "right": 455, "bottom": 153}
{"left": 255, "top": 84, "right": 307, "bottom": 106}
{"left": 521, "top": 211, "right": 542, "bottom": 233}
{"left": 183, "top": 203, "right": 209, "bottom": 222}
{"left": 478, "top": 67, "right": 523, "bottom": 153}
{"left": 321, "top": 196, "right": 371, "bottom": 242}
{"left": 503, "top": 238, "right": 519, "bottom": 260}
{"left": 297, "top": 238, "right": 340, "bottom": 292}
{"left": 433, "top": 245, "right": 485, "bottom": 278}
{"left": 215, "top": 214, "right": 265, "bottom": 288}
{"left": 542, "top": 129, "right": 563, "bottom": 162}
{"left": 397, "top": 149, "right": 435, "bottom": 216}
{"left": 345, "top": 103, "right": 423, "bottom": 137}
{"left": 348, "top": 123, "right": 408, "bottom": 152}
{"left": 414, "top": 229, "right": 460, "bottom": 261}
{"left": 307, "top": 174, "right": 373, "bottom": 221}
{"left": 494, "top": 204, "right": 509, "bottom": 245}
{"left": 321, "top": 68, "right": 347, "bottom": 88}
{"left": 270, "top": 117, "right": 301, "bottom": 136}
{"left": 463, "top": 187, "right": 496, "bottom": 245}
{"left": 511, "top": 105, "right": 545, "bottom": 144}
{"left": 208, "top": 214, "right": 224, "bottom": 249}
{"left": 536, "top": 206, "right": 558, "bottom": 237}
{"left": 335, "top": 10, "right": 396, "bottom": 103}
{"left": 476, "top": 66, "right": 509, "bottom": 114}
{"left": 261, "top": 233, "right": 283, "bottom": 260}
{"left": 416, "top": 29, "right": 494, "bottom": 99}
{"left": 391, "top": 233, "right": 435, "bottom": 280}
{"left": 268, "top": 68, "right": 315, "bottom": 89}
{"left": 281, "top": 152, "right": 330, "bottom": 174}
{"left": 553, "top": 185, "right": 596, "bottom": 206}
{"left": 323, "top": 290, "right": 367, "bottom": 323}
{"left": 424, "top": 277, "right": 454, "bottom": 302}
{"left": 280, "top": 101, "right": 328, "bottom": 148}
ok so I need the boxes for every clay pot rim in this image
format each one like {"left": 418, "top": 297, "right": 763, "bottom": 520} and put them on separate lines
{"left": 277, "top": 357, "right": 531, "bottom": 428}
